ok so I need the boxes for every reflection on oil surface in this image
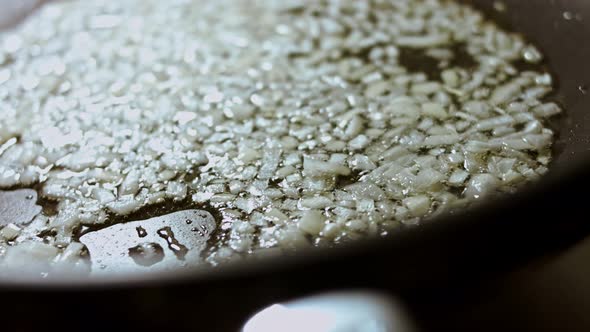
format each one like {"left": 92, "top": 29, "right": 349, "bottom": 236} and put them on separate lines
{"left": 0, "top": 189, "right": 41, "bottom": 227}
{"left": 79, "top": 210, "right": 215, "bottom": 275}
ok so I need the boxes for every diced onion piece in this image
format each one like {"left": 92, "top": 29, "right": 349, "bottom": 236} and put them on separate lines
{"left": 421, "top": 102, "right": 448, "bottom": 119}
{"left": 0, "top": 223, "right": 21, "bottom": 240}
{"left": 423, "top": 134, "right": 460, "bottom": 147}
{"left": 397, "top": 33, "right": 450, "bottom": 48}
{"left": 298, "top": 210, "right": 326, "bottom": 235}
{"left": 532, "top": 103, "right": 561, "bottom": 118}
{"left": 448, "top": 170, "right": 469, "bottom": 186}
{"left": 465, "top": 174, "right": 499, "bottom": 199}
{"left": 303, "top": 157, "right": 351, "bottom": 177}
{"left": 403, "top": 195, "right": 431, "bottom": 217}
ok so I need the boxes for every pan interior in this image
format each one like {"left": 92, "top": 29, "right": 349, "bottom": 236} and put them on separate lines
{"left": 0, "top": 0, "right": 587, "bottom": 282}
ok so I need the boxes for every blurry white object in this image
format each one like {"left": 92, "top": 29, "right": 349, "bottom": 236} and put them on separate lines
{"left": 243, "top": 292, "right": 415, "bottom": 332}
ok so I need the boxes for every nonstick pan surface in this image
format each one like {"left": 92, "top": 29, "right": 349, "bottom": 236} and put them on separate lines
{"left": 2, "top": 0, "right": 590, "bottom": 331}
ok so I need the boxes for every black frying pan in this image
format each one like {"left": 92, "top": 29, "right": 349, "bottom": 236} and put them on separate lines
{"left": 2, "top": 0, "right": 590, "bottom": 331}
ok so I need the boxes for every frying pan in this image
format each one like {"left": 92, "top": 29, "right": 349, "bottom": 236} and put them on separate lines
{"left": 1, "top": 0, "right": 590, "bottom": 331}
